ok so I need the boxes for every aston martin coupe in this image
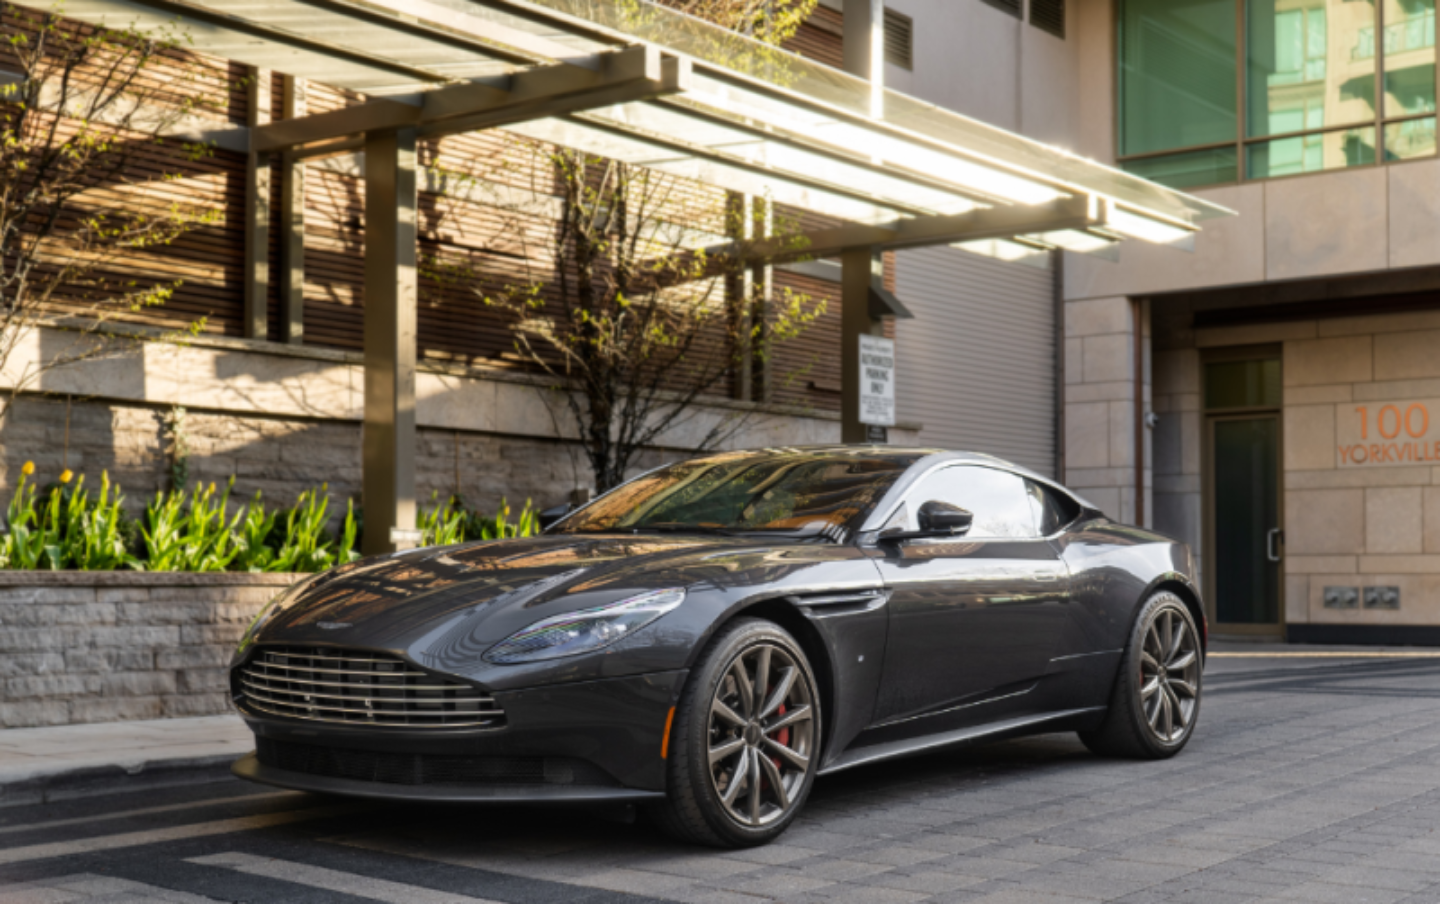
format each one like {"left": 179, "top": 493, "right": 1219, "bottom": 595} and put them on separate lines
{"left": 230, "top": 446, "right": 1206, "bottom": 847}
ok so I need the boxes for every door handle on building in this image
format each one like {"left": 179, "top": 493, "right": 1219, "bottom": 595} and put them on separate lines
{"left": 1266, "top": 528, "right": 1283, "bottom": 563}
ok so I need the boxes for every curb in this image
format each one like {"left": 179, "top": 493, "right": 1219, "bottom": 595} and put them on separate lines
{"left": 0, "top": 753, "right": 245, "bottom": 809}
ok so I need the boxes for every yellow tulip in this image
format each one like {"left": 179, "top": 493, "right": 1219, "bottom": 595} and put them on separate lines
{"left": 20, "top": 460, "right": 35, "bottom": 477}
{"left": 59, "top": 469, "right": 74, "bottom": 484}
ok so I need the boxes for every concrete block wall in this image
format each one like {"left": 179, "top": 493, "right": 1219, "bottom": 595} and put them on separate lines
{"left": 0, "top": 573, "right": 294, "bottom": 728}
{"left": 1062, "top": 295, "right": 1151, "bottom": 526}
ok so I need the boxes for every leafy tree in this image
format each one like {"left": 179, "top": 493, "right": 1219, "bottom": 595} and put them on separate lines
{"left": 0, "top": 6, "right": 219, "bottom": 422}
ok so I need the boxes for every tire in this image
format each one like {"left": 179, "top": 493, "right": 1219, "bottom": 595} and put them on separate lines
{"left": 648, "top": 618, "right": 822, "bottom": 848}
{"left": 1079, "top": 591, "right": 1203, "bottom": 759}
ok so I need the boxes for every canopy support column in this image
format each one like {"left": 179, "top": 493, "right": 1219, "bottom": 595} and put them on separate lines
{"left": 840, "top": 249, "right": 883, "bottom": 443}
{"left": 280, "top": 76, "right": 307, "bottom": 344}
{"left": 842, "top": 0, "right": 885, "bottom": 443}
{"left": 243, "top": 68, "right": 272, "bottom": 340}
{"left": 362, "top": 128, "right": 418, "bottom": 556}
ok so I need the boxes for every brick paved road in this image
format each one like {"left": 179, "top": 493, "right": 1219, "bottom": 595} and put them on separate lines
{"left": 3, "top": 649, "right": 1440, "bottom": 904}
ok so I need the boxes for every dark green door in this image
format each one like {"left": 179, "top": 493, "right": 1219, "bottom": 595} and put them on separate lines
{"left": 1211, "top": 415, "right": 1281, "bottom": 628}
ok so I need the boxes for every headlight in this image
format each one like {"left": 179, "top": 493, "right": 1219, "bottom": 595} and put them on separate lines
{"left": 483, "top": 588, "right": 686, "bottom": 664}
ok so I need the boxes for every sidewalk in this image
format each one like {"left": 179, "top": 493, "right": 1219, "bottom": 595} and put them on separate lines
{"left": 0, "top": 715, "right": 253, "bottom": 808}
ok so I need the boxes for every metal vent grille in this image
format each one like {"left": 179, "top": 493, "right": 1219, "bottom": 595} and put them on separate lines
{"left": 884, "top": 9, "right": 913, "bottom": 70}
{"left": 256, "top": 739, "right": 617, "bottom": 788}
{"left": 1031, "top": 0, "right": 1065, "bottom": 38}
{"left": 979, "top": 0, "right": 1022, "bottom": 19}
{"left": 239, "top": 646, "right": 504, "bottom": 729}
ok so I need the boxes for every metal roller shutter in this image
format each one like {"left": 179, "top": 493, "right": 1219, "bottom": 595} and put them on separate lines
{"left": 894, "top": 246, "right": 1057, "bottom": 476}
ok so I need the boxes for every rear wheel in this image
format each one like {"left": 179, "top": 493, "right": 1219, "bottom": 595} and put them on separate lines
{"left": 1079, "top": 591, "right": 1202, "bottom": 759}
{"left": 649, "top": 619, "right": 821, "bottom": 847}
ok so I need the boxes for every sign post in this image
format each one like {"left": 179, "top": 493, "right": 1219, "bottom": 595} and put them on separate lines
{"left": 858, "top": 334, "right": 895, "bottom": 443}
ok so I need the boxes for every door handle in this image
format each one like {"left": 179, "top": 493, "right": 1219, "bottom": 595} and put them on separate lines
{"left": 1266, "top": 528, "right": 1283, "bottom": 563}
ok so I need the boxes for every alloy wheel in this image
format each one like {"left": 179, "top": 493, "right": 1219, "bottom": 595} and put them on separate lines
{"left": 707, "top": 642, "right": 815, "bottom": 828}
{"left": 1139, "top": 605, "right": 1200, "bottom": 743}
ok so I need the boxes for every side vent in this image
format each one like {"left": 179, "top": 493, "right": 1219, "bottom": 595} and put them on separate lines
{"left": 1030, "top": 0, "right": 1065, "bottom": 39}
{"left": 979, "top": 0, "right": 1022, "bottom": 19}
{"left": 788, "top": 590, "right": 890, "bottom": 618}
{"left": 884, "top": 9, "right": 914, "bottom": 70}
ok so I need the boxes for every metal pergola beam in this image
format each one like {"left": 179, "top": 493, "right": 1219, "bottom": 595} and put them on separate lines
{"left": 252, "top": 45, "right": 690, "bottom": 155}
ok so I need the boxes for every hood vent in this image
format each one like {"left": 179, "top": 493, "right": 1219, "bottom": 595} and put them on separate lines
{"left": 237, "top": 646, "right": 504, "bottom": 730}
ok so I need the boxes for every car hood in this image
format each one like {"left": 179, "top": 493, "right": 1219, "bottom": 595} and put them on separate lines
{"left": 257, "top": 532, "right": 843, "bottom": 645}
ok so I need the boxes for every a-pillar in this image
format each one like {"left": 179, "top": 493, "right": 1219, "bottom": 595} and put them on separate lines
{"left": 840, "top": 0, "right": 885, "bottom": 444}
{"left": 361, "top": 129, "right": 418, "bottom": 556}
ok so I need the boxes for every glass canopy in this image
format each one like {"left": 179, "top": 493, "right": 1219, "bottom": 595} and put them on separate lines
{"left": 67, "top": 0, "right": 1233, "bottom": 253}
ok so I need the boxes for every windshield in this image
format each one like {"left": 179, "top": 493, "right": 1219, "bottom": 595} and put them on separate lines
{"left": 554, "top": 450, "right": 918, "bottom": 538}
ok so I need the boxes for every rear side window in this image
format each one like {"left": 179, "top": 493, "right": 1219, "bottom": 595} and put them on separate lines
{"left": 1027, "top": 480, "right": 1081, "bottom": 535}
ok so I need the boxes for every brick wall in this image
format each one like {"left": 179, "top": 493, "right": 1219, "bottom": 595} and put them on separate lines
{"left": 0, "top": 572, "right": 296, "bottom": 729}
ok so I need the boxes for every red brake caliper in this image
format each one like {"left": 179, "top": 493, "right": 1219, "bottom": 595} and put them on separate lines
{"left": 772, "top": 703, "right": 789, "bottom": 771}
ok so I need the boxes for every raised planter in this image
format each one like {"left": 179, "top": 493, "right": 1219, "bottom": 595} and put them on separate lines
{"left": 0, "top": 571, "right": 300, "bottom": 729}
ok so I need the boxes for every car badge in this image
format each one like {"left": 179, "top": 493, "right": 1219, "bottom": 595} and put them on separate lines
{"left": 316, "top": 621, "right": 353, "bottom": 630}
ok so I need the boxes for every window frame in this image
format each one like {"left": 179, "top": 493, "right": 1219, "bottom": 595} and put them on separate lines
{"left": 1115, "top": 0, "right": 1439, "bottom": 188}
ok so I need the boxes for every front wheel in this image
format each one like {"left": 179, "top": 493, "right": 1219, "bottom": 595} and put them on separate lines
{"left": 1079, "top": 591, "right": 1202, "bottom": 759}
{"left": 648, "top": 619, "right": 821, "bottom": 847}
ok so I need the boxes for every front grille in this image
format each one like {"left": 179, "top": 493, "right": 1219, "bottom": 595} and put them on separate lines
{"left": 256, "top": 738, "right": 619, "bottom": 788}
{"left": 238, "top": 646, "right": 504, "bottom": 730}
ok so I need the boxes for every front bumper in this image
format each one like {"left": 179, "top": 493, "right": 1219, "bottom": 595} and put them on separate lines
{"left": 232, "top": 668, "right": 688, "bottom": 801}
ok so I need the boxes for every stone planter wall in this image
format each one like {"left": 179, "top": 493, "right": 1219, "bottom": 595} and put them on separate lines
{"left": 0, "top": 572, "right": 299, "bottom": 729}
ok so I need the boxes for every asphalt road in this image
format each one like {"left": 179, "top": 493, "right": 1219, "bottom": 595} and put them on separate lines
{"left": 3, "top": 649, "right": 1440, "bottom": 904}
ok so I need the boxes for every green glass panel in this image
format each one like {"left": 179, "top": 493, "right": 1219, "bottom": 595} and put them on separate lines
{"left": 1205, "top": 359, "right": 1281, "bottom": 409}
{"left": 1122, "top": 147, "right": 1239, "bottom": 189}
{"left": 1119, "top": 0, "right": 1238, "bottom": 156}
{"left": 1246, "top": 0, "right": 1377, "bottom": 138}
{"left": 1213, "top": 417, "right": 1280, "bottom": 626}
{"left": 1246, "top": 125, "right": 1377, "bottom": 177}
{"left": 1385, "top": 115, "right": 1437, "bottom": 157}
{"left": 1383, "top": 0, "right": 1436, "bottom": 116}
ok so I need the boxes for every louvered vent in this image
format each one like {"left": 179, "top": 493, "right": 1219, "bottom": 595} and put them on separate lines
{"left": 884, "top": 9, "right": 914, "bottom": 70}
{"left": 1031, "top": 0, "right": 1065, "bottom": 39}
{"left": 979, "top": 0, "right": 1022, "bottom": 19}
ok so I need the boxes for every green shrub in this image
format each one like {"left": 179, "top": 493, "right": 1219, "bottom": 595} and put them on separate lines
{"left": 1, "top": 465, "right": 536, "bottom": 572}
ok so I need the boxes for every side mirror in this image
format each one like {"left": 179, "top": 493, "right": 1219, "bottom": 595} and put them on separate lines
{"left": 918, "top": 501, "right": 973, "bottom": 535}
{"left": 537, "top": 503, "right": 574, "bottom": 531}
{"left": 879, "top": 500, "right": 973, "bottom": 544}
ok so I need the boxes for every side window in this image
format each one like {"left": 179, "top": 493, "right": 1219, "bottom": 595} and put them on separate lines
{"left": 1026, "top": 480, "right": 1081, "bottom": 535}
{"left": 903, "top": 466, "right": 1039, "bottom": 539}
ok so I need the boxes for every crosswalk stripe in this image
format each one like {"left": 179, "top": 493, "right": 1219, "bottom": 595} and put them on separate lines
{"left": 188, "top": 852, "right": 505, "bottom": 904}
{"left": 0, "top": 791, "right": 296, "bottom": 837}
{"left": 0, "top": 806, "right": 356, "bottom": 865}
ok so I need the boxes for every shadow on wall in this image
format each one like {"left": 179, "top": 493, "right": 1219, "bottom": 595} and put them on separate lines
{"left": 0, "top": 396, "right": 603, "bottom": 528}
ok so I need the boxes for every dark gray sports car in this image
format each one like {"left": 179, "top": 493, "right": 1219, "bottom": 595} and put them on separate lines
{"left": 230, "top": 445, "right": 1205, "bottom": 847}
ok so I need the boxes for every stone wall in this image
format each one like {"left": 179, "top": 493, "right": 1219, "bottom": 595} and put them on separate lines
{"left": 1062, "top": 295, "right": 1152, "bottom": 526}
{"left": 0, "top": 395, "right": 604, "bottom": 521}
{"left": 0, "top": 572, "right": 295, "bottom": 729}
{"left": 1152, "top": 306, "right": 1440, "bottom": 632}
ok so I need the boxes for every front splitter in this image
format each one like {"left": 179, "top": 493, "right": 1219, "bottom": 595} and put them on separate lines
{"left": 231, "top": 752, "right": 666, "bottom": 805}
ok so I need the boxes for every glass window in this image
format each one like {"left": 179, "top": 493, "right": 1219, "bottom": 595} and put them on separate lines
{"left": 1028, "top": 480, "right": 1081, "bottom": 535}
{"left": 1205, "top": 359, "right": 1281, "bottom": 409}
{"left": 1118, "top": 0, "right": 1435, "bottom": 184}
{"left": 1122, "top": 147, "right": 1240, "bottom": 189}
{"left": 1119, "top": 0, "right": 1239, "bottom": 156}
{"left": 1246, "top": 125, "right": 1376, "bottom": 176}
{"left": 1246, "top": 0, "right": 1375, "bottom": 139}
{"left": 1384, "top": 0, "right": 1436, "bottom": 117}
{"left": 903, "top": 466, "right": 1039, "bottom": 539}
{"left": 1385, "top": 115, "right": 1438, "bottom": 157}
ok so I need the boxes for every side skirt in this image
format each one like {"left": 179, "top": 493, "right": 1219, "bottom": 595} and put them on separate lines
{"left": 817, "top": 707, "right": 1105, "bottom": 777}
